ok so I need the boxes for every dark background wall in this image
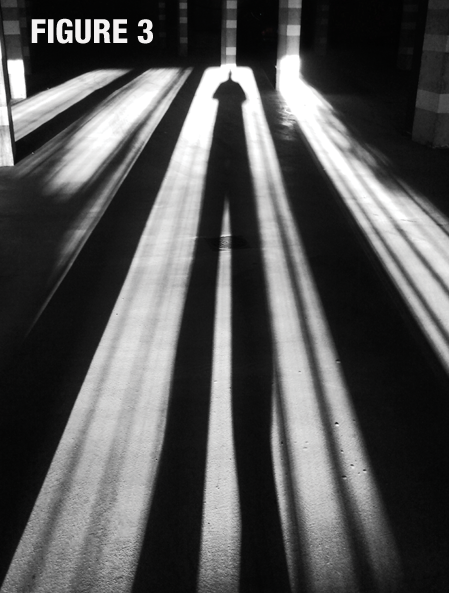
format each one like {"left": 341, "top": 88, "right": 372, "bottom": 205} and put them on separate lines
{"left": 329, "top": 0, "right": 403, "bottom": 52}
{"left": 25, "top": 0, "right": 409, "bottom": 74}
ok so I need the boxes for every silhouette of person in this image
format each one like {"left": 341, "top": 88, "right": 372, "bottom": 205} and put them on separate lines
{"left": 132, "top": 72, "right": 290, "bottom": 593}
{"left": 197, "top": 72, "right": 251, "bottom": 243}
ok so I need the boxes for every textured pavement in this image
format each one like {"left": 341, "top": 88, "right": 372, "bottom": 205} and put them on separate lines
{"left": 0, "top": 55, "right": 447, "bottom": 592}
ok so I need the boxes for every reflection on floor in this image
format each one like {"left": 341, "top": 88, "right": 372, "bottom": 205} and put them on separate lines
{"left": 0, "top": 62, "right": 447, "bottom": 593}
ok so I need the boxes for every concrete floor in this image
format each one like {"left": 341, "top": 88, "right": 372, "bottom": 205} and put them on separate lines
{"left": 0, "top": 52, "right": 448, "bottom": 592}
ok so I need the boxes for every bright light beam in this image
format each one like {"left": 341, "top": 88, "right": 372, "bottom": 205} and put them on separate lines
{"left": 20, "top": 68, "right": 191, "bottom": 328}
{"left": 280, "top": 74, "right": 449, "bottom": 378}
{"left": 11, "top": 69, "right": 131, "bottom": 140}
{"left": 235, "top": 67, "right": 401, "bottom": 593}
{"left": 197, "top": 201, "right": 241, "bottom": 593}
{"left": 0, "top": 69, "right": 219, "bottom": 593}
{"left": 20, "top": 69, "right": 187, "bottom": 196}
{"left": 0, "top": 69, "right": 191, "bottom": 370}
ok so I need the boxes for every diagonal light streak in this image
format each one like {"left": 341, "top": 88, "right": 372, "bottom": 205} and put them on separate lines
{"left": 27, "top": 68, "right": 191, "bottom": 323}
{"left": 19, "top": 69, "right": 187, "bottom": 194}
{"left": 0, "top": 68, "right": 192, "bottom": 371}
{"left": 280, "top": 74, "right": 449, "bottom": 376}
{"left": 11, "top": 69, "right": 131, "bottom": 140}
{"left": 0, "top": 69, "right": 219, "bottom": 593}
{"left": 235, "top": 66, "right": 401, "bottom": 593}
{"left": 197, "top": 201, "right": 241, "bottom": 593}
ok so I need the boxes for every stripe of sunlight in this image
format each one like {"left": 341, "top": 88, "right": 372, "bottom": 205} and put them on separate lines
{"left": 19, "top": 68, "right": 185, "bottom": 195}
{"left": 12, "top": 69, "right": 131, "bottom": 140}
{"left": 232, "top": 66, "right": 401, "bottom": 593}
{"left": 279, "top": 69, "right": 449, "bottom": 377}
{"left": 22, "top": 68, "right": 190, "bottom": 323}
{"left": 0, "top": 68, "right": 220, "bottom": 593}
{"left": 197, "top": 200, "right": 241, "bottom": 593}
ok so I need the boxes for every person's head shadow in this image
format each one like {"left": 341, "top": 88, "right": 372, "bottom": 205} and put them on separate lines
{"left": 213, "top": 71, "right": 247, "bottom": 106}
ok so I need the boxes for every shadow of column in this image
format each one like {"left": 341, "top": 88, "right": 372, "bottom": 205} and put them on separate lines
{"left": 131, "top": 73, "right": 291, "bottom": 592}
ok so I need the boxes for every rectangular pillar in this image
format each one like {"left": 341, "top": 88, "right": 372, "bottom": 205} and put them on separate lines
{"left": 313, "top": 0, "right": 330, "bottom": 56}
{"left": 179, "top": 0, "right": 188, "bottom": 57}
{"left": 158, "top": 1, "right": 167, "bottom": 49}
{"left": 397, "top": 1, "right": 419, "bottom": 70}
{"left": 0, "top": 0, "right": 26, "bottom": 99}
{"left": 221, "top": 0, "right": 237, "bottom": 66}
{"left": 412, "top": 0, "right": 449, "bottom": 147}
{"left": 276, "top": 0, "right": 302, "bottom": 91}
{"left": 17, "top": 0, "right": 30, "bottom": 74}
{"left": 0, "top": 14, "right": 15, "bottom": 165}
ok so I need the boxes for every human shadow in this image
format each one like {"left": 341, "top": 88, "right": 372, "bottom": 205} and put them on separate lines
{"left": 131, "top": 74, "right": 291, "bottom": 592}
